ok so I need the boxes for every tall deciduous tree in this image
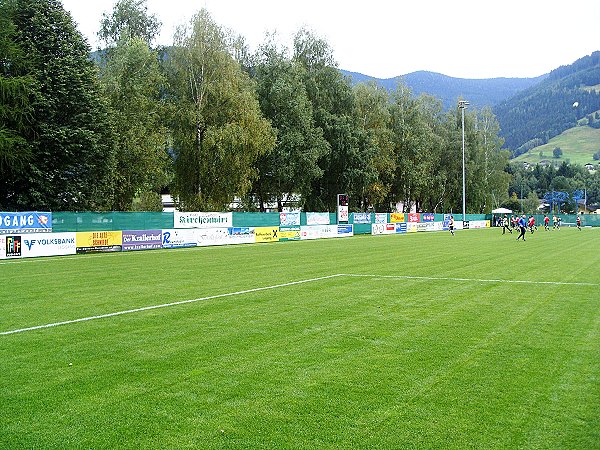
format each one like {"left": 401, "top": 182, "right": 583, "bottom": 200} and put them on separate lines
{"left": 388, "top": 83, "right": 435, "bottom": 212}
{"left": 166, "top": 9, "right": 275, "bottom": 210}
{"left": 98, "top": 0, "right": 170, "bottom": 210}
{"left": 99, "top": 37, "right": 170, "bottom": 210}
{"left": 251, "top": 35, "right": 328, "bottom": 211}
{"left": 468, "top": 106, "right": 511, "bottom": 212}
{"left": 294, "top": 29, "right": 377, "bottom": 211}
{"left": 352, "top": 82, "right": 395, "bottom": 209}
{"left": 2, "top": 0, "right": 115, "bottom": 210}
{"left": 98, "top": 0, "right": 160, "bottom": 48}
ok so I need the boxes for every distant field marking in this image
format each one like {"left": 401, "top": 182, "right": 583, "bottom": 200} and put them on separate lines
{"left": 3, "top": 272, "right": 598, "bottom": 336}
{"left": 342, "top": 273, "right": 600, "bottom": 287}
{"left": 0, "top": 274, "right": 345, "bottom": 336}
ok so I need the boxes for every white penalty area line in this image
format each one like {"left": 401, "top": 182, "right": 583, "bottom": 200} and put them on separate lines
{"left": 0, "top": 274, "right": 345, "bottom": 336}
{"left": 3, "top": 272, "right": 597, "bottom": 336}
{"left": 342, "top": 273, "right": 600, "bottom": 287}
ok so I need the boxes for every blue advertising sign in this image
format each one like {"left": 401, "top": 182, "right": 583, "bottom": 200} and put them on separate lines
{"left": 337, "top": 224, "right": 353, "bottom": 236}
{"left": 396, "top": 223, "right": 408, "bottom": 234}
{"left": 353, "top": 212, "right": 371, "bottom": 224}
{"left": 421, "top": 213, "right": 435, "bottom": 222}
{"left": 0, "top": 212, "right": 52, "bottom": 234}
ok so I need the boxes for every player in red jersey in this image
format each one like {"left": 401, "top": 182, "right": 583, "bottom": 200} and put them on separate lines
{"left": 528, "top": 216, "right": 537, "bottom": 233}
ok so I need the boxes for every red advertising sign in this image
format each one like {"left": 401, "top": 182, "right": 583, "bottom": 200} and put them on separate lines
{"left": 408, "top": 213, "right": 420, "bottom": 223}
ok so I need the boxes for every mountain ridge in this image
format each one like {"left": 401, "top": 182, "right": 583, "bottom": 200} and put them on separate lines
{"left": 340, "top": 69, "right": 546, "bottom": 110}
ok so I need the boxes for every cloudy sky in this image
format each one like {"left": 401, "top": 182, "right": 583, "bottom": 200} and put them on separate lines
{"left": 61, "top": 0, "right": 599, "bottom": 79}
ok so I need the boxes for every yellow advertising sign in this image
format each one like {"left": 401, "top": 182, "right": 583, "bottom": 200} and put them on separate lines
{"left": 254, "top": 227, "right": 279, "bottom": 243}
{"left": 76, "top": 231, "right": 123, "bottom": 252}
{"left": 390, "top": 213, "right": 405, "bottom": 223}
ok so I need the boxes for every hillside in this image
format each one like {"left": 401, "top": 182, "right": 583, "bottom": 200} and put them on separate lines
{"left": 341, "top": 70, "right": 543, "bottom": 110}
{"left": 512, "top": 126, "right": 600, "bottom": 166}
{"left": 493, "top": 51, "right": 600, "bottom": 155}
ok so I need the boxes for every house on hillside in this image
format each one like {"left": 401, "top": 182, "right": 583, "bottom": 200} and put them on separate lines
{"left": 585, "top": 163, "right": 596, "bottom": 171}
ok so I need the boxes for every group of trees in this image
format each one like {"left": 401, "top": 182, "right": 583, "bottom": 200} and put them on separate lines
{"left": 506, "top": 161, "right": 600, "bottom": 214}
{"left": 1, "top": 0, "right": 516, "bottom": 213}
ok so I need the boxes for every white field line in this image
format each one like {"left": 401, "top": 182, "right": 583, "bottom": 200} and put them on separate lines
{"left": 341, "top": 273, "right": 600, "bottom": 287}
{"left": 3, "top": 272, "right": 597, "bottom": 336}
{"left": 0, "top": 274, "right": 345, "bottom": 336}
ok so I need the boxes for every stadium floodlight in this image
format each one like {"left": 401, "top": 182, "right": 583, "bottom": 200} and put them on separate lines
{"left": 458, "top": 100, "right": 469, "bottom": 222}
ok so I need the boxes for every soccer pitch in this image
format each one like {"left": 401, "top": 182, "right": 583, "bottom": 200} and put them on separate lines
{"left": 1, "top": 228, "right": 599, "bottom": 449}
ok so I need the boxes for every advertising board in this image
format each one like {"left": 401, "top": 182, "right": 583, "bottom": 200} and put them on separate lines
{"left": 1, "top": 233, "right": 76, "bottom": 259}
{"left": 371, "top": 223, "right": 397, "bottom": 235}
{"left": 255, "top": 227, "right": 279, "bottom": 243}
{"left": 122, "top": 230, "right": 162, "bottom": 251}
{"left": 375, "top": 213, "right": 388, "bottom": 224}
{"left": 337, "top": 224, "right": 353, "bottom": 237}
{"left": 408, "top": 213, "right": 420, "bottom": 223}
{"left": 390, "top": 213, "right": 405, "bottom": 223}
{"left": 396, "top": 223, "right": 408, "bottom": 234}
{"left": 352, "top": 212, "right": 371, "bottom": 224}
{"left": 306, "top": 212, "right": 330, "bottom": 225}
{"left": 19, "top": 233, "right": 77, "bottom": 258}
{"left": 76, "top": 231, "right": 122, "bottom": 253}
{"left": 227, "top": 227, "right": 256, "bottom": 245}
{"left": 279, "top": 212, "right": 301, "bottom": 226}
{"left": 161, "top": 229, "right": 198, "bottom": 248}
{"left": 279, "top": 226, "right": 301, "bottom": 241}
{"left": 174, "top": 212, "right": 233, "bottom": 229}
{"left": 300, "top": 225, "right": 337, "bottom": 240}
{"left": 0, "top": 212, "right": 52, "bottom": 234}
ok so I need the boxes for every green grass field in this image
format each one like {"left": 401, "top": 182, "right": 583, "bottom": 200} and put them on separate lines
{"left": 2, "top": 228, "right": 599, "bottom": 449}
{"left": 513, "top": 125, "right": 600, "bottom": 166}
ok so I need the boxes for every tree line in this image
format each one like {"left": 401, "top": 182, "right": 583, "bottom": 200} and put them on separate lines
{"left": 506, "top": 161, "right": 600, "bottom": 213}
{"left": 0, "top": 0, "right": 543, "bottom": 214}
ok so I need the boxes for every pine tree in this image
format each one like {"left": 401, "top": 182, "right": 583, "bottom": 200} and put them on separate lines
{"left": 2, "top": 0, "right": 115, "bottom": 210}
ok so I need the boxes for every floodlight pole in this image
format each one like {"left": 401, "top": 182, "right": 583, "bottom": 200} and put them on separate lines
{"left": 459, "top": 100, "right": 469, "bottom": 222}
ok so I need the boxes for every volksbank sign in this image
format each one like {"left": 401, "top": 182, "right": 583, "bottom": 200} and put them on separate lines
{"left": 174, "top": 212, "right": 233, "bottom": 229}
{"left": 1, "top": 232, "right": 76, "bottom": 259}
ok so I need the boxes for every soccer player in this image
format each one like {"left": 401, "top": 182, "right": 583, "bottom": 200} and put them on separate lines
{"left": 516, "top": 215, "right": 527, "bottom": 241}
{"left": 553, "top": 215, "right": 558, "bottom": 229}
{"left": 577, "top": 215, "right": 582, "bottom": 231}
{"left": 544, "top": 214, "right": 550, "bottom": 231}
{"left": 502, "top": 215, "right": 512, "bottom": 234}
{"left": 528, "top": 215, "right": 536, "bottom": 233}
{"left": 449, "top": 215, "right": 455, "bottom": 236}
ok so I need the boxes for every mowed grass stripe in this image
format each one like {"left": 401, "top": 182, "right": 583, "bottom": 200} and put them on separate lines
{"left": 2, "top": 228, "right": 598, "bottom": 331}
{"left": 2, "top": 271, "right": 597, "bottom": 336}
{"left": 0, "top": 274, "right": 345, "bottom": 335}
{"left": 6, "top": 278, "right": 594, "bottom": 448}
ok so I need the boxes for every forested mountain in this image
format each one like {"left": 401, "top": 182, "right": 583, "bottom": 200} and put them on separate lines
{"left": 492, "top": 51, "right": 600, "bottom": 156}
{"left": 341, "top": 70, "right": 544, "bottom": 110}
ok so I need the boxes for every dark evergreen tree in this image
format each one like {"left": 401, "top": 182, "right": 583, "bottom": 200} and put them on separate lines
{"left": 0, "top": 0, "right": 35, "bottom": 175}
{"left": 1, "top": 0, "right": 115, "bottom": 210}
